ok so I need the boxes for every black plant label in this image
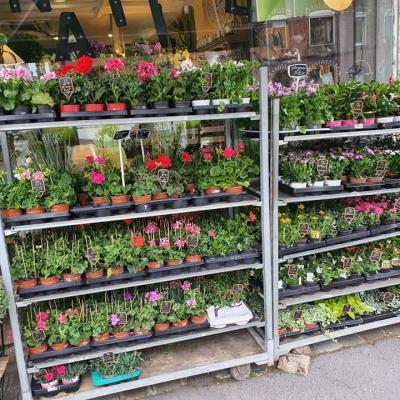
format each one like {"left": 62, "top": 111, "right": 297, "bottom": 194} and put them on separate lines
{"left": 160, "top": 301, "right": 172, "bottom": 315}
{"left": 298, "top": 223, "right": 309, "bottom": 237}
{"left": 341, "top": 257, "right": 352, "bottom": 269}
{"left": 293, "top": 310, "right": 303, "bottom": 320}
{"left": 116, "top": 312, "right": 127, "bottom": 326}
{"left": 342, "top": 304, "right": 351, "bottom": 315}
{"left": 383, "top": 292, "right": 395, "bottom": 304}
{"left": 344, "top": 207, "right": 355, "bottom": 224}
{"left": 316, "top": 158, "right": 329, "bottom": 175}
{"left": 157, "top": 169, "right": 169, "bottom": 189}
{"left": 103, "top": 352, "right": 114, "bottom": 366}
{"left": 59, "top": 77, "right": 74, "bottom": 100}
{"left": 287, "top": 264, "right": 298, "bottom": 278}
{"left": 137, "top": 128, "right": 150, "bottom": 140}
{"left": 233, "top": 284, "right": 244, "bottom": 295}
{"left": 33, "top": 369, "right": 47, "bottom": 380}
{"left": 187, "top": 234, "right": 199, "bottom": 251}
{"left": 32, "top": 329, "right": 46, "bottom": 343}
{"left": 85, "top": 249, "right": 98, "bottom": 266}
{"left": 31, "top": 178, "right": 46, "bottom": 197}
{"left": 370, "top": 250, "right": 382, "bottom": 263}
{"left": 376, "top": 160, "right": 387, "bottom": 177}
{"left": 202, "top": 73, "right": 213, "bottom": 93}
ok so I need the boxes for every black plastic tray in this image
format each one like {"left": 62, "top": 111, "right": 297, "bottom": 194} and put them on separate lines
{"left": 362, "top": 311, "right": 397, "bottom": 324}
{"left": 153, "top": 321, "right": 210, "bottom": 337}
{"left": 60, "top": 110, "right": 127, "bottom": 119}
{"left": 279, "top": 284, "right": 320, "bottom": 299}
{"left": 190, "top": 191, "right": 245, "bottom": 206}
{"left": 325, "top": 230, "right": 370, "bottom": 246}
{"left": 344, "top": 182, "right": 385, "bottom": 191}
{"left": 326, "top": 317, "right": 363, "bottom": 330}
{"left": 31, "top": 378, "right": 80, "bottom": 397}
{"left": 91, "top": 331, "right": 153, "bottom": 349}
{"left": 328, "top": 123, "right": 378, "bottom": 132}
{"left": 85, "top": 270, "right": 147, "bottom": 286}
{"left": 384, "top": 178, "right": 400, "bottom": 188}
{"left": 281, "top": 326, "right": 320, "bottom": 340}
{"left": 4, "top": 211, "right": 70, "bottom": 227}
{"left": 129, "top": 107, "right": 193, "bottom": 116}
{"left": 364, "top": 269, "right": 400, "bottom": 281}
{"left": 18, "top": 279, "right": 85, "bottom": 297}
{"left": 132, "top": 196, "right": 191, "bottom": 213}
{"left": 70, "top": 202, "right": 132, "bottom": 217}
{"left": 146, "top": 260, "right": 204, "bottom": 277}
{"left": 320, "top": 275, "right": 365, "bottom": 291}
{"left": 369, "top": 223, "right": 398, "bottom": 236}
{"left": 204, "top": 250, "right": 259, "bottom": 268}
{"left": 279, "top": 240, "right": 326, "bottom": 257}
{"left": 28, "top": 344, "right": 91, "bottom": 362}
{"left": 279, "top": 182, "right": 344, "bottom": 196}
{"left": 0, "top": 112, "right": 55, "bottom": 123}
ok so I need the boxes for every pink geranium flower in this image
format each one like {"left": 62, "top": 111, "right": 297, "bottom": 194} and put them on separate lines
{"left": 180, "top": 280, "right": 191, "bottom": 291}
{"left": 186, "top": 298, "right": 197, "bottom": 307}
{"left": 54, "top": 365, "right": 66, "bottom": 376}
{"left": 175, "top": 238, "right": 186, "bottom": 249}
{"left": 145, "top": 291, "right": 162, "bottom": 303}
{"left": 33, "top": 171, "right": 44, "bottom": 180}
{"left": 86, "top": 155, "right": 95, "bottom": 163}
{"left": 36, "top": 320, "right": 47, "bottom": 330}
{"left": 159, "top": 238, "right": 170, "bottom": 249}
{"left": 222, "top": 147, "right": 238, "bottom": 159}
{"left": 170, "top": 68, "right": 181, "bottom": 79}
{"left": 144, "top": 222, "right": 159, "bottom": 234}
{"left": 95, "top": 156, "right": 105, "bottom": 165}
{"left": 58, "top": 313, "right": 67, "bottom": 324}
{"left": 90, "top": 170, "right": 106, "bottom": 185}
{"left": 136, "top": 61, "right": 158, "bottom": 81}
{"left": 44, "top": 372, "right": 55, "bottom": 382}
{"left": 104, "top": 58, "right": 125, "bottom": 73}
{"left": 35, "top": 312, "right": 48, "bottom": 322}
{"left": 208, "top": 229, "right": 216, "bottom": 237}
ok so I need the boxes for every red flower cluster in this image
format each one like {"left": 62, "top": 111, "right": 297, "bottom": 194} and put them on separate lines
{"left": 248, "top": 210, "right": 256, "bottom": 223}
{"left": 146, "top": 153, "right": 172, "bottom": 172}
{"left": 200, "top": 147, "right": 213, "bottom": 161}
{"left": 222, "top": 146, "right": 239, "bottom": 159}
{"left": 181, "top": 152, "right": 192, "bottom": 164}
{"left": 136, "top": 61, "right": 158, "bottom": 81}
{"left": 57, "top": 55, "right": 93, "bottom": 76}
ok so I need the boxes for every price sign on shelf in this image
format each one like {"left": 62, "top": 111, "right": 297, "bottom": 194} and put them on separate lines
{"left": 31, "top": 178, "right": 46, "bottom": 197}
{"left": 32, "top": 329, "right": 46, "bottom": 343}
{"left": 376, "top": 160, "right": 387, "bottom": 177}
{"left": 383, "top": 292, "right": 395, "bottom": 304}
{"left": 187, "top": 234, "right": 199, "bottom": 251}
{"left": 288, "top": 64, "right": 307, "bottom": 78}
{"left": 59, "top": 77, "right": 74, "bottom": 100}
{"left": 316, "top": 158, "right": 329, "bottom": 175}
{"left": 298, "top": 223, "right": 309, "bottom": 238}
{"left": 160, "top": 301, "right": 172, "bottom": 315}
{"left": 201, "top": 73, "right": 213, "bottom": 93}
{"left": 116, "top": 312, "right": 127, "bottom": 326}
{"left": 33, "top": 369, "right": 47, "bottom": 380}
{"left": 287, "top": 264, "right": 298, "bottom": 278}
{"left": 342, "top": 304, "right": 351, "bottom": 315}
{"left": 85, "top": 249, "right": 98, "bottom": 266}
{"left": 370, "top": 250, "right": 382, "bottom": 263}
{"left": 344, "top": 207, "right": 356, "bottom": 224}
{"left": 293, "top": 310, "right": 303, "bottom": 320}
{"left": 103, "top": 352, "right": 114, "bottom": 366}
{"left": 157, "top": 169, "right": 170, "bottom": 189}
{"left": 137, "top": 128, "right": 150, "bottom": 140}
{"left": 232, "top": 284, "right": 244, "bottom": 295}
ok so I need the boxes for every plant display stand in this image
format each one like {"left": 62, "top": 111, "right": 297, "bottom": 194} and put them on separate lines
{"left": 0, "top": 68, "right": 273, "bottom": 400}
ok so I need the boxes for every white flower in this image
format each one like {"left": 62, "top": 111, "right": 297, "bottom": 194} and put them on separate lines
{"left": 180, "top": 59, "right": 194, "bottom": 72}
{"left": 25, "top": 157, "right": 32, "bottom": 165}
{"left": 14, "top": 173, "right": 21, "bottom": 180}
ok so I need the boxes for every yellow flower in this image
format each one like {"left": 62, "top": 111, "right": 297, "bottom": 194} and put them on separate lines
{"left": 319, "top": 211, "right": 325, "bottom": 216}
{"left": 297, "top": 204, "right": 305, "bottom": 210}
{"left": 181, "top": 49, "right": 191, "bottom": 60}
{"left": 297, "top": 214, "right": 304, "bottom": 220}
{"left": 285, "top": 218, "right": 292, "bottom": 223}
{"left": 278, "top": 213, "right": 283, "bottom": 218}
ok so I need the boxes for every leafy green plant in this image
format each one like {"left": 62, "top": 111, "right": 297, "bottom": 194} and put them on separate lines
{"left": 43, "top": 171, "right": 75, "bottom": 209}
{"left": 90, "top": 351, "right": 142, "bottom": 377}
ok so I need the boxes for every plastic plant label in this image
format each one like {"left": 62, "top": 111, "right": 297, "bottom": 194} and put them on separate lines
{"left": 395, "top": 200, "right": 400, "bottom": 212}
{"left": 233, "top": 284, "right": 244, "bottom": 295}
{"left": 157, "top": 169, "right": 169, "bottom": 189}
{"left": 113, "top": 130, "right": 129, "bottom": 140}
{"left": 306, "top": 272, "right": 314, "bottom": 282}
{"left": 376, "top": 160, "right": 387, "bottom": 177}
{"left": 341, "top": 257, "right": 352, "bottom": 269}
{"left": 298, "top": 223, "right": 309, "bottom": 237}
{"left": 137, "top": 128, "right": 150, "bottom": 140}
{"left": 33, "top": 369, "right": 47, "bottom": 380}
{"left": 103, "top": 352, "right": 114, "bottom": 366}
{"left": 288, "top": 64, "right": 307, "bottom": 78}
{"left": 342, "top": 304, "right": 351, "bottom": 315}
{"left": 316, "top": 158, "right": 329, "bottom": 175}
{"left": 31, "top": 178, "right": 45, "bottom": 197}
{"left": 187, "top": 234, "right": 199, "bottom": 251}
{"left": 278, "top": 280, "right": 283, "bottom": 289}
{"left": 116, "top": 312, "right": 127, "bottom": 326}
{"left": 85, "top": 249, "right": 98, "bottom": 266}
{"left": 370, "top": 250, "right": 382, "bottom": 263}
{"left": 310, "top": 230, "right": 320, "bottom": 240}
{"left": 381, "top": 260, "right": 391, "bottom": 270}
{"left": 59, "top": 77, "right": 74, "bottom": 100}
{"left": 293, "top": 310, "right": 303, "bottom": 320}
{"left": 160, "top": 301, "right": 172, "bottom": 315}
{"left": 383, "top": 292, "right": 395, "bottom": 304}
{"left": 202, "top": 73, "right": 213, "bottom": 93}
{"left": 351, "top": 100, "right": 363, "bottom": 119}
{"left": 287, "top": 264, "right": 298, "bottom": 278}
{"left": 344, "top": 207, "right": 355, "bottom": 223}
{"left": 47, "top": 386, "right": 59, "bottom": 392}
{"left": 32, "top": 329, "right": 46, "bottom": 343}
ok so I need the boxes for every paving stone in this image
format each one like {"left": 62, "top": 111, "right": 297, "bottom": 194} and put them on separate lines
{"left": 150, "top": 378, "right": 187, "bottom": 395}
{"left": 277, "top": 354, "right": 310, "bottom": 376}
{"left": 311, "top": 339, "right": 343, "bottom": 355}
{"left": 381, "top": 323, "right": 400, "bottom": 337}
{"left": 118, "top": 386, "right": 153, "bottom": 399}
{"left": 358, "top": 328, "right": 387, "bottom": 343}
{"left": 337, "top": 334, "right": 366, "bottom": 348}
{"left": 291, "top": 345, "right": 311, "bottom": 356}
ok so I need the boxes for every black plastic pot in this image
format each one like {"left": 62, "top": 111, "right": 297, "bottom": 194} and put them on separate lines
{"left": 0, "top": 107, "right": 5, "bottom": 115}
{"left": 12, "top": 105, "right": 31, "bottom": 115}
{"left": 37, "top": 104, "right": 53, "bottom": 114}
{"left": 338, "top": 229, "right": 352, "bottom": 236}
{"left": 353, "top": 226, "right": 367, "bottom": 233}
{"left": 174, "top": 100, "right": 191, "bottom": 108}
{"left": 153, "top": 101, "right": 169, "bottom": 109}
{"left": 130, "top": 103, "right": 148, "bottom": 110}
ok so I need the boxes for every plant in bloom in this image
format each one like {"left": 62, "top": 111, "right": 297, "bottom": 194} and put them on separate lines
{"left": 43, "top": 372, "right": 55, "bottom": 382}
{"left": 0, "top": 66, "right": 30, "bottom": 80}
{"left": 104, "top": 58, "right": 125, "bottom": 73}
{"left": 248, "top": 210, "right": 256, "bottom": 223}
{"left": 180, "top": 280, "right": 191, "bottom": 291}
{"left": 181, "top": 152, "right": 192, "bottom": 164}
{"left": 170, "top": 68, "right": 181, "bottom": 79}
{"left": 208, "top": 229, "right": 216, "bottom": 237}
{"left": 159, "top": 238, "right": 170, "bottom": 249}
{"left": 221, "top": 147, "right": 239, "bottom": 159}
{"left": 146, "top": 153, "right": 172, "bottom": 172}
{"left": 90, "top": 170, "right": 106, "bottom": 185}
{"left": 110, "top": 314, "right": 120, "bottom": 326}
{"left": 186, "top": 298, "right": 197, "bottom": 307}
{"left": 53, "top": 365, "right": 66, "bottom": 376}
{"left": 57, "top": 55, "right": 93, "bottom": 76}
{"left": 175, "top": 238, "right": 186, "bottom": 249}
{"left": 144, "top": 221, "right": 159, "bottom": 234}
{"left": 58, "top": 313, "right": 67, "bottom": 324}
{"left": 124, "top": 292, "right": 133, "bottom": 302}
{"left": 40, "top": 71, "right": 57, "bottom": 81}
{"left": 35, "top": 312, "right": 48, "bottom": 322}
{"left": 136, "top": 61, "right": 158, "bottom": 81}
{"left": 145, "top": 291, "right": 162, "bottom": 303}
{"left": 32, "top": 171, "right": 45, "bottom": 180}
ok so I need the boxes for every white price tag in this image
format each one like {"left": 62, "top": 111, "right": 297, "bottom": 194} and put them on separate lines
{"left": 306, "top": 272, "right": 314, "bottom": 282}
{"left": 278, "top": 280, "right": 283, "bottom": 289}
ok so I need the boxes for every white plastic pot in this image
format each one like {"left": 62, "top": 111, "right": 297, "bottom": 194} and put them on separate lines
{"left": 207, "top": 303, "right": 253, "bottom": 329}
{"left": 290, "top": 182, "right": 307, "bottom": 189}
{"left": 325, "top": 179, "right": 342, "bottom": 187}
{"left": 241, "top": 97, "right": 251, "bottom": 104}
{"left": 62, "top": 376, "right": 79, "bottom": 385}
{"left": 41, "top": 379, "right": 59, "bottom": 390}
{"left": 212, "top": 99, "right": 231, "bottom": 106}
{"left": 192, "top": 99, "right": 210, "bottom": 107}
{"left": 308, "top": 181, "right": 324, "bottom": 187}
{"left": 377, "top": 116, "right": 394, "bottom": 123}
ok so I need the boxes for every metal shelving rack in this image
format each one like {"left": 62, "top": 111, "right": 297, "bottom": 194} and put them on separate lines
{"left": 269, "top": 97, "right": 400, "bottom": 357}
{"left": 0, "top": 67, "right": 274, "bottom": 400}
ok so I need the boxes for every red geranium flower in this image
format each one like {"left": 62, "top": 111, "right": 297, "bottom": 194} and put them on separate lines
{"left": 222, "top": 147, "right": 238, "bottom": 159}
{"left": 74, "top": 55, "right": 93, "bottom": 75}
{"left": 157, "top": 153, "right": 172, "bottom": 169}
{"left": 237, "top": 143, "right": 246, "bottom": 152}
{"left": 146, "top": 159, "right": 157, "bottom": 173}
{"left": 44, "top": 372, "right": 55, "bottom": 382}
{"left": 203, "top": 152, "right": 213, "bottom": 161}
{"left": 248, "top": 210, "right": 256, "bottom": 223}
{"left": 56, "top": 64, "right": 74, "bottom": 77}
{"left": 136, "top": 61, "right": 158, "bottom": 81}
{"left": 181, "top": 152, "right": 192, "bottom": 164}
{"left": 131, "top": 235, "right": 145, "bottom": 248}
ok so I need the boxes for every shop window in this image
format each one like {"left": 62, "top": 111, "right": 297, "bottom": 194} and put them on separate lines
{"left": 309, "top": 12, "right": 335, "bottom": 47}
{"left": 355, "top": 12, "right": 366, "bottom": 46}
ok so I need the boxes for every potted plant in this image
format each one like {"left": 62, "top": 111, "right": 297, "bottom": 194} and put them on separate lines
{"left": 43, "top": 170, "right": 75, "bottom": 212}
{"left": 374, "top": 82, "right": 398, "bottom": 123}
{"left": 23, "top": 311, "right": 49, "bottom": 355}
{"left": 67, "top": 310, "right": 92, "bottom": 347}
{"left": 145, "top": 241, "right": 165, "bottom": 270}
{"left": 11, "top": 240, "right": 37, "bottom": 289}
{"left": 343, "top": 149, "right": 374, "bottom": 184}
{"left": 170, "top": 69, "right": 193, "bottom": 108}
{"left": 135, "top": 61, "right": 158, "bottom": 106}
{"left": 103, "top": 234, "right": 126, "bottom": 277}
{"left": 145, "top": 153, "right": 172, "bottom": 200}
{"left": 90, "top": 306, "right": 110, "bottom": 342}
{"left": 0, "top": 67, "right": 30, "bottom": 113}
{"left": 35, "top": 370, "right": 59, "bottom": 390}
{"left": 145, "top": 291, "right": 169, "bottom": 331}
{"left": 47, "top": 310, "right": 70, "bottom": 351}
{"left": 62, "top": 236, "right": 87, "bottom": 283}
{"left": 300, "top": 85, "right": 332, "bottom": 128}
{"left": 280, "top": 158, "right": 313, "bottom": 189}
{"left": 1, "top": 178, "right": 27, "bottom": 218}
{"left": 280, "top": 94, "right": 302, "bottom": 130}
{"left": 131, "top": 302, "right": 157, "bottom": 335}
{"left": 107, "top": 168, "right": 131, "bottom": 204}
{"left": 83, "top": 156, "right": 110, "bottom": 204}
{"left": 209, "top": 62, "right": 234, "bottom": 110}
{"left": 131, "top": 165, "right": 159, "bottom": 203}
{"left": 325, "top": 153, "right": 348, "bottom": 186}
{"left": 146, "top": 67, "right": 172, "bottom": 108}
{"left": 122, "top": 75, "right": 146, "bottom": 110}
{"left": 29, "top": 76, "right": 57, "bottom": 114}
{"left": 191, "top": 67, "right": 212, "bottom": 107}
{"left": 104, "top": 58, "right": 127, "bottom": 111}
{"left": 185, "top": 289, "right": 207, "bottom": 325}
{"left": 168, "top": 301, "right": 189, "bottom": 328}
{"left": 61, "top": 362, "right": 88, "bottom": 386}
{"left": 110, "top": 311, "right": 130, "bottom": 339}
{"left": 81, "top": 76, "right": 106, "bottom": 112}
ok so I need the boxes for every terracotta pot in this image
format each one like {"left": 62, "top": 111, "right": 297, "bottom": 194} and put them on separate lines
{"left": 111, "top": 195, "right": 130, "bottom": 204}
{"left": 76, "top": 338, "right": 90, "bottom": 347}
{"left": 225, "top": 185, "right": 243, "bottom": 193}
{"left": 110, "top": 266, "right": 125, "bottom": 276}
{"left": 325, "top": 120, "right": 342, "bottom": 128}
{"left": 304, "top": 323, "right": 318, "bottom": 330}
{"left": 123, "top": 219, "right": 133, "bottom": 225}
{"left": 106, "top": 103, "right": 127, "bottom": 111}
{"left": 62, "top": 273, "right": 82, "bottom": 283}
{"left": 278, "top": 328, "right": 287, "bottom": 337}
{"left": 29, "top": 343, "right": 48, "bottom": 355}
{"left": 85, "top": 103, "right": 104, "bottom": 112}
{"left": 51, "top": 203, "right": 70, "bottom": 213}
{"left": 166, "top": 259, "right": 183, "bottom": 266}
{"left": 26, "top": 206, "right": 45, "bottom": 215}
{"left": 60, "top": 104, "right": 80, "bottom": 113}
{"left": 132, "top": 195, "right": 151, "bottom": 204}
{"left": 135, "top": 329, "right": 150, "bottom": 335}
{"left": 51, "top": 342, "right": 69, "bottom": 351}
{"left": 184, "top": 183, "right": 196, "bottom": 193}
{"left": 185, "top": 255, "right": 202, "bottom": 263}
{"left": 16, "top": 278, "right": 37, "bottom": 289}
{"left": 387, "top": 172, "right": 399, "bottom": 178}
{"left": 367, "top": 177, "right": 384, "bottom": 183}
{"left": 113, "top": 331, "right": 129, "bottom": 339}
{"left": 39, "top": 276, "right": 59, "bottom": 286}
{"left": 85, "top": 270, "right": 104, "bottom": 279}
{"left": 152, "top": 192, "right": 168, "bottom": 200}
{"left": 172, "top": 319, "right": 189, "bottom": 328}
{"left": 77, "top": 193, "right": 89, "bottom": 206}
{"left": 94, "top": 332, "right": 110, "bottom": 342}
{"left": 153, "top": 322, "right": 170, "bottom": 332}
{"left": 131, "top": 236, "right": 145, "bottom": 248}
{"left": 147, "top": 261, "right": 162, "bottom": 269}
{"left": 2, "top": 208, "right": 22, "bottom": 218}
{"left": 349, "top": 177, "right": 367, "bottom": 185}
{"left": 171, "top": 193, "right": 181, "bottom": 199}
{"left": 206, "top": 187, "right": 222, "bottom": 195}
{"left": 191, "top": 315, "right": 207, "bottom": 325}
{"left": 92, "top": 196, "right": 107, "bottom": 205}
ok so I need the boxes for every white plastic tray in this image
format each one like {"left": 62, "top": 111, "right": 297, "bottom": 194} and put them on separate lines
{"left": 207, "top": 302, "right": 253, "bottom": 329}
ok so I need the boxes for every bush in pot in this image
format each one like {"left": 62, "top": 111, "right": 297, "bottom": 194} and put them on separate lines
{"left": 29, "top": 74, "right": 58, "bottom": 113}
{"left": 170, "top": 68, "right": 194, "bottom": 107}
{"left": 299, "top": 85, "right": 332, "bottom": 128}
{"left": 83, "top": 156, "right": 111, "bottom": 203}
{"left": 280, "top": 94, "right": 302, "bottom": 130}
{"left": 145, "top": 153, "right": 173, "bottom": 199}
{"left": 122, "top": 75, "right": 145, "bottom": 109}
{"left": 106, "top": 168, "right": 132, "bottom": 204}
{"left": 11, "top": 240, "right": 38, "bottom": 288}
{"left": 131, "top": 302, "right": 157, "bottom": 334}
{"left": 90, "top": 351, "right": 142, "bottom": 379}
{"left": 130, "top": 164, "right": 160, "bottom": 203}
{"left": 104, "top": 58, "right": 127, "bottom": 111}
{"left": 90, "top": 306, "right": 110, "bottom": 342}
{"left": 23, "top": 311, "right": 49, "bottom": 354}
{"left": 67, "top": 311, "right": 92, "bottom": 347}
{"left": 61, "top": 362, "right": 89, "bottom": 385}
{"left": 146, "top": 67, "right": 173, "bottom": 107}
{"left": 185, "top": 289, "right": 207, "bottom": 324}
{"left": 47, "top": 310, "right": 70, "bottom": 350}
{"left": 43, "top": 170, "right": 75, "bottom": 212}
{"left": 80, "top": 76, "right": 106, "bottom": 111}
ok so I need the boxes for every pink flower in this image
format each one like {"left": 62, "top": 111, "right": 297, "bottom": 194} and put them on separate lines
{"left": 44, "top": 372, "right": 55, "bottom": 382}
{"left": 186, "top": 298, "right": 197, "bottom": 307}
{"left": 208, "top": 229, "right": 216, "bottom": 237}
{"left": 21, "top": 169, "right": 31, "bottom": 180}
{"left": 54, "top": 365, "right": 66, "bottom": 376}
{"left": 15, "top": 67, "right": 30, "bottom": 80}
{"left": 145, "top": 291, "right": 162, "bottom": 303}
{"left": 86, "top": 155, "right": 94, "bottom": 163}
{"left": 172, "top": 220, "right": 184, "bottom": 230}
{"left": 181, "top": 152, "right": 192, "bottom": 164}
{"left": 170, "top": 68, "right": 181, "bottom": 79}
{"left": 58, "top": 313, "right": 67, "bottom": 324}
{"left": 203, "top": 152, "right": 213, "bottom": 161}
{"left": 175, "top": 238, "right": 186, "bottom": 249}
{"left": 159, "top": 238, "right": 170, "bottom": 249}
{"left": 40, "top": 72, "right": 57, "bottom": 81}
{"left": 36, "top": 320, "right": 47, "bottom": 330}
{"left": 306, "top": 86, "right": 317, "bottom": 96}
{"left": 185, "top": 223, "right": 200, "bottom": 235}
{"left": 180, "top": 280, "right": 191, "bottom": 291}
{"left": 110, "top": 314, "right": 120, "bottom": 327}
{"left": 365, "top": 147, "right": 375, "bottom": 155}
{"left": 95, "top": 156, "right": 105, "bottom": 165}
{"left": 144, "top": 222, "right": 159, "bottom": 234}
{"left": 104, "top": 58, "right": 125, "bottom": 73}
{"left": 124, "top": 292, "right": 133, "bottom": 301}
{"left": 136, "top": 61, "right": 158, "bottom": 81}
{"left": 148, "top": 239, "right": 156, "bottom": 248}
{"left": 33, "top": 171, "right": 44, "bottom": 180}
{"left": 90, "top": 170, "right": 106, "bottom": 185}
{"left": 237, "top": 143, "right": 245, "bottom": 152}
{"left": 35, "top": 312, "right": 48, "bottom": 322}
{"left": 222, "top": 147, "right": 238, "bottom": 159}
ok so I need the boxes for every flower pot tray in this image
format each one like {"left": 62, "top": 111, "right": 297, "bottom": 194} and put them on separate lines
{"left": 364, "top": 269, "right": 400, "bottom": 281}
{"left": 90, "top": 369, "right": 141, "bottom": 387}
{"left": 70, "top": 202, "right": 132, "bottom": 218}
{"left": 85, "top": 270, "right": 147, "bottom": 287}
{"left": 328, "top": 123, "right": 378, "bottom": 132}
{"left": 279, "top": 241, "right": 326, "bottom": 257}
{"left": 28, "top": 344, "right": 91, "bottom": 362}
{"left": 369, "top": 223, "right": 398, "bottom": 236}
{"left": 190, "top": 191, "right": 246, "bottom": 206}
{"left": 279, "top": 284, "right": 320, "bottom": 299}
{"left": 0, "top": 112, "right": 56, "bottom": 124}
{"left": 192, "top": 105, "right": 218, "bottom": 115}
{"left": 204, "top": 250, "right": 260, "bottom": 269}
{"left": 279, "top": 182, "right": 344, "bottom": 196}
{"left": 91, "top": 331, "right": 153, "bottom": 349}
{"left": 320, "top": 275, "right": 365, "bottom": 291}
{"left": 3, "top": 211, "right": 70, "bottom": 227}
{"left": 227, "top": 103, "right": 253, "bottom": 111}
{"left": 18, "top": 279, "right": 85, "bottom": 298}
{"left": 207, "top": 303, "right": 253, "bottom": 329}
{"left": 60, "top": 110, "right": 127, "bottom": 120}
{"left": 383, "top": 177, "right": 400, "bottom": 187}
{"left": 326, "top": 317, "right": 364, "bottom": 330}
{"left": 325, "top": 230, "right": 370, "bottom": 246}
{"left": 282, "top": 326, "right": 320, "bottom": 339}
{"left": 153, "top": 321, "right": 210, "bottom": 337}
{"left": 31, "top": 378, "right": 81, "bottom": 397}
{"left": 133, "top": 196, "right": 191, "bottom": 213}
{"left": 146, "top": 260, "right": 204, "bottom": 277}
{"left": 362, "top": 311, "right": 397, "bottom": 324}
{"left": 129, "top": 107, "right": 193, "bottom": 116}
{"left": 344, "top": 182, "right": 385, "bottom": 191}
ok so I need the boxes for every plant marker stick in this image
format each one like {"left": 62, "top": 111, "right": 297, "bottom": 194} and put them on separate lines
{"left": 118, "top": 140, "right": 126, "bottom": 187}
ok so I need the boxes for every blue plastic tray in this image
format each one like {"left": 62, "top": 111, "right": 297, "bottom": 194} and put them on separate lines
{"left": 90, "top": 369, "right": 142, "bottom": 386}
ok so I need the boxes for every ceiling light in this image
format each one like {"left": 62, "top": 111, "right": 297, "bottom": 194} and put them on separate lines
{"left": 323, "top": 0, "right": 353, "bottom": 11}
{"left": 53, "top": 36, "right": 59, "bottom": 40}
{"left": 108, "top": 33, "right": 113, "bottom": 38}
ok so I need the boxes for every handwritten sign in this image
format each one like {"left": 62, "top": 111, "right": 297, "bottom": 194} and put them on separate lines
{"left": 113, "top": 130, "right": 129, "bottom": 140}
{"left": 160, "top": 301, "right": 172, "bottom": 315}
{"left": 376, "top": 160, "right": 387, "bottom": 177}
{"left": 31, "top": 178, "right": 45, "bottom": 197}
{"left": 233, "top": 284, "right": 244, "bottom": 295}
{"left": 59, "top": 77, "right": 74, "bottom": 100}
{"left": 137, "top": 128, "right": 150, "bottom": 140}
{"left": 316, "top": 158, "right": 329, "bottom": 175}
{"left": 103, "top": 352, "right": 114, "bottom": 366}
{"left": 202, "top": 73, "right": 213, "bottom": 93}
{"left": 85, "top": 249, "right": 98, "bottom": 266}
{"left": 116, "top": 312, "right": 127, "bottom": 326}
{"left": 157, "top": 169, "right": 169, "bottom": 189}
{"left": 384, "top": 292, "right": 395, "bottom": 304}
{"left": 298, "top": 223, "right": 309, "bottom": 238}
{"left": 287, "top": 264, "right": 298, "bottom": 278}
{"left": 342, "top": 304, "right": 351, "bottom": 315}
{"left": 32, "top": 329, "right": 46, "bottom": 343}
{"left": 370, "top": 250, "right": 382, "bottom": 263}
{"left": 293, "top": 310, "right": 303, "bottom": 320}
{"left": 288, "top": 64, "right": 307, "bottom": 78}
{"left": 344, "top": 207, "right": 356, "bottom": 224}
{"left": 187, "top": 234, "right": 199, "bottom": 251}
{"left": 351, "top": 100, "right": 364, "bottom": 119}
{"left": 342, "top": 257, "right": 352, "bottom": 269}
